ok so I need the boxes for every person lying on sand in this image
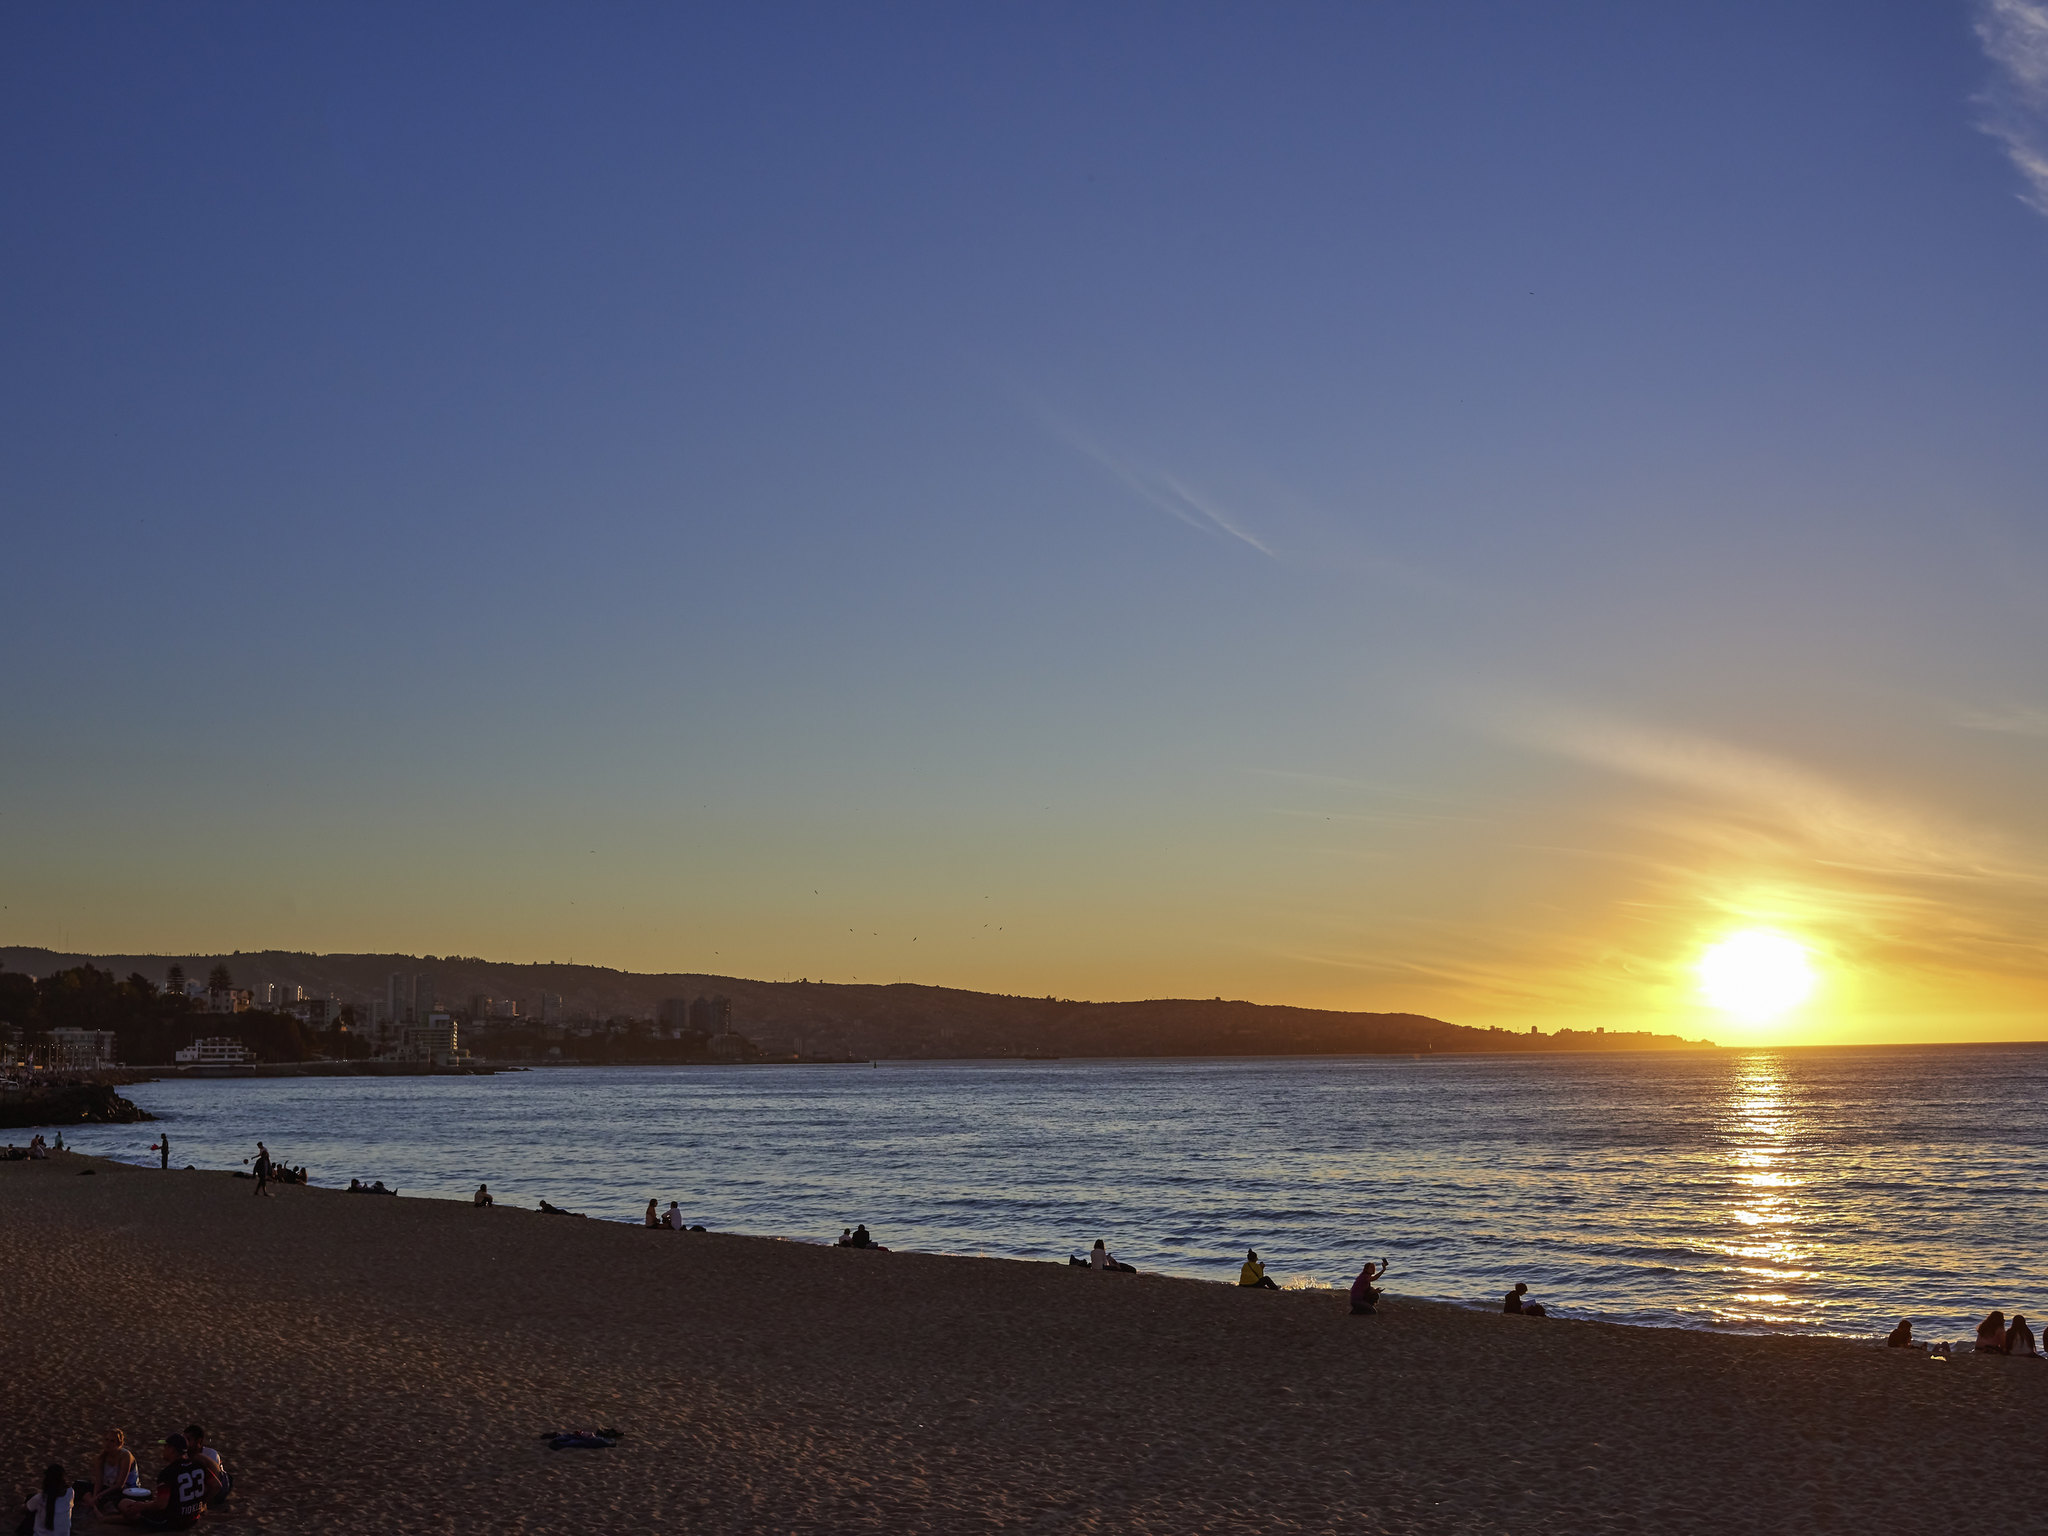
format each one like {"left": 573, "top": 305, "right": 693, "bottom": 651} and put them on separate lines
{"left": 474, "top": 1184, "right": 494, "bottom": 1207}
{"left": 92, "top": 1427, "right": 138, "bottom": 1514}
{"left": 1976, "top": 1311, "right": 2008, "bottom": 1352}
{"left": 119, "top": 1432, "right": 220, "bottom": 1529}
{"left": 1886, "top": 1319, "right": 1917, "bottom": 1348}
{"left": 1350, "top": 1259, "right": 1388, "bottom": 1315}
{"left": 2004, "top": 1314, "right": 2037, "bottom": 1356}
{"left": 1239, "top": 1250, "right": 1279, "bottom": 1290}
{"left": 1504, "top": 1283, "right": 1547, "bottom": 1317}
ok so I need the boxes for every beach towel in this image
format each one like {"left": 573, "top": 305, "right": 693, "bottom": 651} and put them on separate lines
{"left": 541, "top": 1430, "right": 622, "bottom": 1450}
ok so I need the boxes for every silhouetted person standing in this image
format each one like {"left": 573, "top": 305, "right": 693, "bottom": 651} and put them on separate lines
{"left": 159, "top": 1133, "right": 169, "bottom": 1170}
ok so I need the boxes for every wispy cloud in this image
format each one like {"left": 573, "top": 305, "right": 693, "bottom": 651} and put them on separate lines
{"left": 1975, "top": 0, "right": 2048, "bottom": 215}
{"left": 1047, "top": 420, "right": 1276, "bottom": 558}
{"left": 1956, "top": 702, "right": 2048, "bottom": 738}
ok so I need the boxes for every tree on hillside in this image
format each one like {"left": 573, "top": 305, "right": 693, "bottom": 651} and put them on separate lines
{"left": 207, "top": 963, "right": 232, "bottom": 991}
{"left": 166, "top": 963, "right": 185, "bottom": 991}
{"left": 0, "top": 970, "right": 36, "bottom": 1027}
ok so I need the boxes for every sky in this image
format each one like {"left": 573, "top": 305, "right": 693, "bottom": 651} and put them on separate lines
{"left": 5, "top": 2, "right": 2048, "bottom": 1045}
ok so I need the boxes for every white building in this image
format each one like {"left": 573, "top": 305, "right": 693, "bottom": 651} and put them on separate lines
{"left": 175, "top": 1037, "right": 254, "bottom": 1065}
{"left": 396, "top": 1013, "right": 463, "bottom": 1067}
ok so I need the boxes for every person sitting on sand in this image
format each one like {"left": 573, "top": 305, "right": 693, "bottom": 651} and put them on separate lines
{"left": 347, "top": 1178, "right": 363, "bottom": 1193}
{"left": 666, "top": 1201, "right": 685, "bottom": 1230}
{"left": 645, "top": 1198, "right": 661, "bottom": 1228}
{"left": 1350, "top": 1258, "right": 1388, "bottom": 1315}
{"left": 474, "top": 1184, "right": 493, "bottom": 1207}
{"left": 1239, "top": 1250, "right": 1279, "bottom": 1290}
{"left": 849, "top": 1224, "right": 874, "bottom": 1249}
{"left": 1504, "top": 1283, "right": 1547, "bottom": 1317}
{"left": 1886, "top": 1319, "right": 1916, "bottom": 1348}
{"left": 2004, "top": 1313, "right": 2038, "bottom": 1357}
{"left": 119, "top": 1433, "right": 220, "bottom": 1530}
{"left": 1976, "top": 1311, "right": 2008, "bottom": 1352}
{"left": 21, "top": 1463, "right": 71, "bottom": 1534}
{"left": 838, "top": 1228, "right": 853, "bottom": 1246}
{"left": 92, "top": 1428, "right": 137, "bottom": 1514}
{"left": 184, "top": 1425, "right": 230, "bottom": 1507}
{"left": 1088, "top": 1239, "right": 1135, "bottom": 1273}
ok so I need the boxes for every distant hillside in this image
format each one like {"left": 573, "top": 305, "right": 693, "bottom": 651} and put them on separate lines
{"left": 2, "top": 947, "right": 1715, "bottom": 1058}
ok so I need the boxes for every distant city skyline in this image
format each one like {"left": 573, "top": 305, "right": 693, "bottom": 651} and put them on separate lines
{"left": 6, "top": 4, "right": 2048, "bottom": 1045}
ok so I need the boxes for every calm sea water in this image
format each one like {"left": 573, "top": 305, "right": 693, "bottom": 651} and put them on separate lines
{"left": 57, "top": 1046, "right": 2048, "bottom": 1340}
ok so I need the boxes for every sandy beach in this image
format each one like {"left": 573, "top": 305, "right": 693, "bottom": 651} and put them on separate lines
{"left": 4, "top": 1155, "right": 2042, "bottom": 1534}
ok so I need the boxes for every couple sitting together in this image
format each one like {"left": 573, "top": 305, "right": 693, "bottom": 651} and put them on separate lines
{"left": 1974, "top": 1311, "right": 2039, "bottom": 1355}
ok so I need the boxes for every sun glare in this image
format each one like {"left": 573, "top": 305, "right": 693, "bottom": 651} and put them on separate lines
{"left": 1697, "top": 931, "right": 1816, "bottom": 1021}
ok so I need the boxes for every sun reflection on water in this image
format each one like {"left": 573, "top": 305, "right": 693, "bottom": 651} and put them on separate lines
{"left": 1716, "top": 1055, "right": 1818, "bottom": 1325}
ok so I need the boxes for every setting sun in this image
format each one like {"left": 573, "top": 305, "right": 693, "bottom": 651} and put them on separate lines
{"left": 1697, "top": 931, "right": 1817, "bottom": 1021}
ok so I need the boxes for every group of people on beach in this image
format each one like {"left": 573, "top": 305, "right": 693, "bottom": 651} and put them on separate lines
{"left": 18, "top": 1425, "right": 231, "bottom": 1532}
{"left": 236, "top": 1142, "right": 307, "bottom": 1195}
{"left": 6, "top": 1132, "right": 61, "bottom": 1160}
{"left": 1888, "top": 1311, "right": 2042, "bottom": 1356}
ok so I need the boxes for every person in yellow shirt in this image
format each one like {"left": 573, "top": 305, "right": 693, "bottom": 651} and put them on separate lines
{"left": 1238, "top": 1249, "right": 1279, "bottom": 1290}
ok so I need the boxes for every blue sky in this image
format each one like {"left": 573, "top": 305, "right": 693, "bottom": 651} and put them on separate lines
{"left": 6, "top": 3, "right": 2048, "bottom": 1040}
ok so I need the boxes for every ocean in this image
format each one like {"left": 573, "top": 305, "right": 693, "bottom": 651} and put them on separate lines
{"left": 57, "top": 1045, "right": 2048, "bottom": 1340}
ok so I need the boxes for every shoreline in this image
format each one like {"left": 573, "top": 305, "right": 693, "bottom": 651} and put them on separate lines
{"left": 7, "top": 1154, "right": 2046, "bottom": 1534}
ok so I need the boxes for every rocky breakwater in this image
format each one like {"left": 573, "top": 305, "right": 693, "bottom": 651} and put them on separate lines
{"left": 0, "top": 1080, "right": 154, "bottom": 1129}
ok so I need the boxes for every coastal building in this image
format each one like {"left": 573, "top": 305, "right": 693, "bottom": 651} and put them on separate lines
{"left": 46, "top": 1028, "right": 118, "bottom": 1070}
{"left": 396, "top": 1012, "right": 462, "bottom": 1067}
{"left": 176, "top": 1037, "right": 254, "bottom": 1065}
{"left": 200, "top": 988, "right": 253, "bottom": 1014}
{"left": 386, "top": 972, "right": 434, "bottom": 1026}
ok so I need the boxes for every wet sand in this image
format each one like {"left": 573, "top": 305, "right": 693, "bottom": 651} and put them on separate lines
{"left": 4, "top": 1154, "right": 2042, "bottom": 1533}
